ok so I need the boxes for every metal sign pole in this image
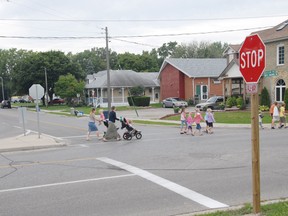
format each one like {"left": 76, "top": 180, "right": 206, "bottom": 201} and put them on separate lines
{"left": 36, "top": 85, "right": 41, "bottom": 139}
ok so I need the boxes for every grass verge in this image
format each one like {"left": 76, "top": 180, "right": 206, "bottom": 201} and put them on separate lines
{"left": 194, "top": 201, "right": 288, "bottom": 216}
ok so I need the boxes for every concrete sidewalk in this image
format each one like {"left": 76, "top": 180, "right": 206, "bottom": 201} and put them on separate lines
{"left": 0, "top": 131, "right": 66, "bottom": 153}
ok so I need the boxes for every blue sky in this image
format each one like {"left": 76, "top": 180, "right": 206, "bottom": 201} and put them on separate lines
{"left": 0, "top": 0, "right": 287, "bottom": 53}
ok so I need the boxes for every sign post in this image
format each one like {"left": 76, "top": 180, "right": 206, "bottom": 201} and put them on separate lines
{"left": 239, "top": 34, "right": 266, "bottom": 214}
{"left": 29, "top": 84, "right": 45, "bottom": 138}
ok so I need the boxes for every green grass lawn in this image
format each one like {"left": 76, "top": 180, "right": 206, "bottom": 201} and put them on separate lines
{"left": 195, "top": 201, "right": 288, "bottom": 216}
{"left": 164, "top": 111, "right": 272, "bottom": 124}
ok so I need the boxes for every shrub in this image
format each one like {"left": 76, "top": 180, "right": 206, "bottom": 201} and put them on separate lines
{"left": 259, "top": 105, "right": 269, "bottom": 112}
{"left": 173, "top": 107, "right": 180, "bottom": 113}
{"left": 218, "top": 103, "right": 225, "bottom": 110}
{"left": 226, "top": 96, "right": 237, "bottom": 108}
{"left": 236, "top": 96, "right": 245, "bottom": 110}
{"left": 284, "top": 88, "right": 288, "bottom": 110}
{"left": 129, "top": 86, "right": 144, "bottom": 96}
{"left": 260, "top": 87, "right": 270, "bottom": 107}
{"left": 128, "top": 96, "right": 150, "bottom": 106}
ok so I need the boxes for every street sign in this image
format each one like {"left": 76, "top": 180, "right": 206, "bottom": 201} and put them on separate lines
{"left": 246, "top": 83, "right": 258, "bottom": 94}
{"left": 240, "top": 34, "right": 266, "bottom": 214}
{"left": 264, "top": 70, "right": 278, "bottom": 77}
{"left": 239, "top": 34, "right": 266, "bottom": 83}
{"left": 29, "top": 84, "right": 44, "bottom": 99}
{"left": 29, "top": 84, "right": 44, "bottom": 138}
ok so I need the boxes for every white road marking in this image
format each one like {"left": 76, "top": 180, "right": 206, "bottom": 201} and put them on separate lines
{"left": 97, "top": 157, "right": 229, "bottom": 209}
{"left": 0, "top": 174, "right": 135, "bottom": 193}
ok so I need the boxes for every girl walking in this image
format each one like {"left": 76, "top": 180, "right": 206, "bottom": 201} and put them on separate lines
{"left": 206, "top": 108, "right": 216, "bottom": 134}
{"left": 186, "top": 112, "right": 194, "bottom": 135}
{"left": 193, "top": 108, "right": 204, "bottom": 136}
{"left": 180, "top": 107, "right": 187, "bottom": 134}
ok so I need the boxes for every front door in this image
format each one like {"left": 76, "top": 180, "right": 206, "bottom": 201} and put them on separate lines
{"left": 201, "top": 85, "right": 208, "bottom": 100}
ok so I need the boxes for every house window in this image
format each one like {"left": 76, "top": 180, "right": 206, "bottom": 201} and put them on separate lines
{"left": 277, "top": 45, "right": 284, "bottom": 65}
{"left": 201, "top": 85, "right": 208, "bottom": 100}
{"left": 275, "top": 79, "right": 286, "bottom": 102}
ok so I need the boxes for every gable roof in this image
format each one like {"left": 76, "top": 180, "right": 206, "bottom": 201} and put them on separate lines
{"left": 85, "top": 70, "right": 159, "bottom": 89}
{"left": 159, "top": 58, "right": 227, "bottom": 78}
{"left": 223, "top": 44, "right": 241, "bottom": 56}
{"left": 218, "top": 59, "right": 241, "bottom": 79}
{"left": 252, "top": 19, "right": 288, "bottom": 43}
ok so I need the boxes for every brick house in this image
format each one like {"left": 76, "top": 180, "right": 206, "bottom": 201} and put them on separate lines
{"left": 254, "top": 20, "right": 288, "bottom": 103}
{"left": 221, "top": 19, "right": 288, "bottom": 104}
{"left": 158, "top": 58, "right": 227, "bottom": 103}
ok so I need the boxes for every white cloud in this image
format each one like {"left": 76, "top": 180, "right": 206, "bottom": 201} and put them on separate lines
{"left": 0, "top": 0, "right": 288, "bottom": 53}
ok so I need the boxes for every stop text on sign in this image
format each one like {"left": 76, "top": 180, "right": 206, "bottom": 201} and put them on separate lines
{"left": 240, "top": 49, "right": 264, "bottom": 69}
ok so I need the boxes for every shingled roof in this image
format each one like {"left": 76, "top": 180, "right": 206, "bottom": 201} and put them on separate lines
{"left": 86, "top": 70, "right": 159, "bottom": 89}
{"left": 159, "top": 58, "right": 227, "bottom": 78}
{"left": 252, "top": 19, "right": 288, "bottom": 43}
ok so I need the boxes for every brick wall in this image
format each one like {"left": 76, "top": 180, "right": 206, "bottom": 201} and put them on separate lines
{"left": 160, "top": 64, "right": 181, "bottom": 100}
{"left": 263, "top": 40, "right": 288, "bottom": 102}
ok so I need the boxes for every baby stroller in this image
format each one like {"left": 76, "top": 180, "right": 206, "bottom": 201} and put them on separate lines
{"left": 120, "top": 117, "right": 142, "bottom": 140}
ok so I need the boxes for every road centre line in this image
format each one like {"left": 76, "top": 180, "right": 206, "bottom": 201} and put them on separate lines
{"left": 0, "top": 174, "right": 135, "bottom": 193}
{"left": 97, "top": 157, "right": 229, "bottom": 209}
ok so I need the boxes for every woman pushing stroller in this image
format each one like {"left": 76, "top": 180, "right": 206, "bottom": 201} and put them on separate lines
{"left": 102, "top": 106, "right": 121, "bottom": 142}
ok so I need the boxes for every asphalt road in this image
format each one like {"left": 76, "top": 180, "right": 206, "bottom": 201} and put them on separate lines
{"left": 0, "top": 108, "right": 287, "bottom": 216}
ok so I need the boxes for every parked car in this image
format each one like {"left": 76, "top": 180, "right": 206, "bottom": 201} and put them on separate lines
{"left": 18, "top": 98, "right": 31, "bottom": 103}
{"left": 11, "top": 96, "right": 19, "bottom": 103}
{"left": 1, "top": 100, "right": 11, "bottom": 109}
{"left": 162, "top": 97, "right": 188, "bottom": 108}
{"left": 49, "top": 98, "right": 65, "bottom": 105}
{"left": 195, "top": 96, "right": 224, "bottom": 110}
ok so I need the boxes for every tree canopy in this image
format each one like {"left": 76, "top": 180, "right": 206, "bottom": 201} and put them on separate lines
{"left": 0, "top": 40, "right": 228, "bottom": 100}
{"left": 54, "top": 73, "right": 85, "bottom": 105}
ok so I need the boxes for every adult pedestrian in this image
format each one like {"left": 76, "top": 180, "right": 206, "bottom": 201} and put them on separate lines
{"left": 86, "top": 108, "right": 101, "bottom": 141}
{"left": 271, "top": 102, "right": 279, "bottom": 129}
{"left": 103, "top": 106, "right": 121, "bottom": 142}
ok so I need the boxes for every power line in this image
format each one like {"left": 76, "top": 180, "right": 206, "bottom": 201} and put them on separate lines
{"left": 0, "top": 25, "right": 272, "bottom": 40}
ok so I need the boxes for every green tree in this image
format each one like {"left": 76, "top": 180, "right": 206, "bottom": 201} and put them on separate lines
{"left": 12, "top": 51, "right": 84, "bottom": 101}
{"left": 260, "top": 87, "right": 270, "bottom": 107}
{"left": 129, "top": 86, "right": 144, "bottom": 96}
{"left": 0, "top": 48, "right": 32, "bottom": 98}
{"left": 71, "top": 47, "right": 118, "bottom": 75}
{"left": 54, "top": 73, "right": 85, "bottom": 105}
{"left": 170, "top": 41, "right": 228, "bottom": 58}
{"left": 157, "top": 41, "right": 178, "bottom": 61}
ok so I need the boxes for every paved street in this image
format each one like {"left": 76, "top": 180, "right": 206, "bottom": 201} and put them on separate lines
{"left": 0, "top": 108, "right": 287, "bottom": 216}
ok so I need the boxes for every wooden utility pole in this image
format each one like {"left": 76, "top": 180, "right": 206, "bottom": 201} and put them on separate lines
{"left": 251, "top": 92, "right": 260, "bottom": 213}
{"left": 239, "top": 34, "right": 265, "bottom": 214}
{"left": 105, "top": 27, "right": 111, "bottom": 113}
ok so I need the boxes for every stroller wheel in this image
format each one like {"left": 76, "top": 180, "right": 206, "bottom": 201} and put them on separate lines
{"left": 123, "top": 132, "right": 129, "bottom": 140}
{"left": 123, "top": 132, "right": 132, "bottom": 140}
{"left": 127, "top": 134, "right": 132, "bottom": 140}
{"left": 135, "top": 132, "right": 142, "bottom": 139}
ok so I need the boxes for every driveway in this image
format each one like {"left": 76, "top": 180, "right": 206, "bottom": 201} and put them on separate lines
{"left": 116, "top": 107, "right": 195, "bottom": 120}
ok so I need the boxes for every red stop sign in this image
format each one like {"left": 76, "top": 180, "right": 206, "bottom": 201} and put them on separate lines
{"left": 239, "top": 34, "right": 266, "bottom": 83}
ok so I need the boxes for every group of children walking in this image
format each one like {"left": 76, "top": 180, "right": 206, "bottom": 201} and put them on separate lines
{"left": 179, "top": 107, "right": 216, "bottom": 136}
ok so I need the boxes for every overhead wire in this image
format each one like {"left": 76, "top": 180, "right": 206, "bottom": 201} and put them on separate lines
{"left": 0, "top": 25, "right": 273, "bottom": 40}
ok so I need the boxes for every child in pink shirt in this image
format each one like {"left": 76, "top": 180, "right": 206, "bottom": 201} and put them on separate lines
{"left": 186, "top": 112, "right": 194, "bottom": 135}
{"left": 193, "top": 109, "right": 204, "bottom": 136}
